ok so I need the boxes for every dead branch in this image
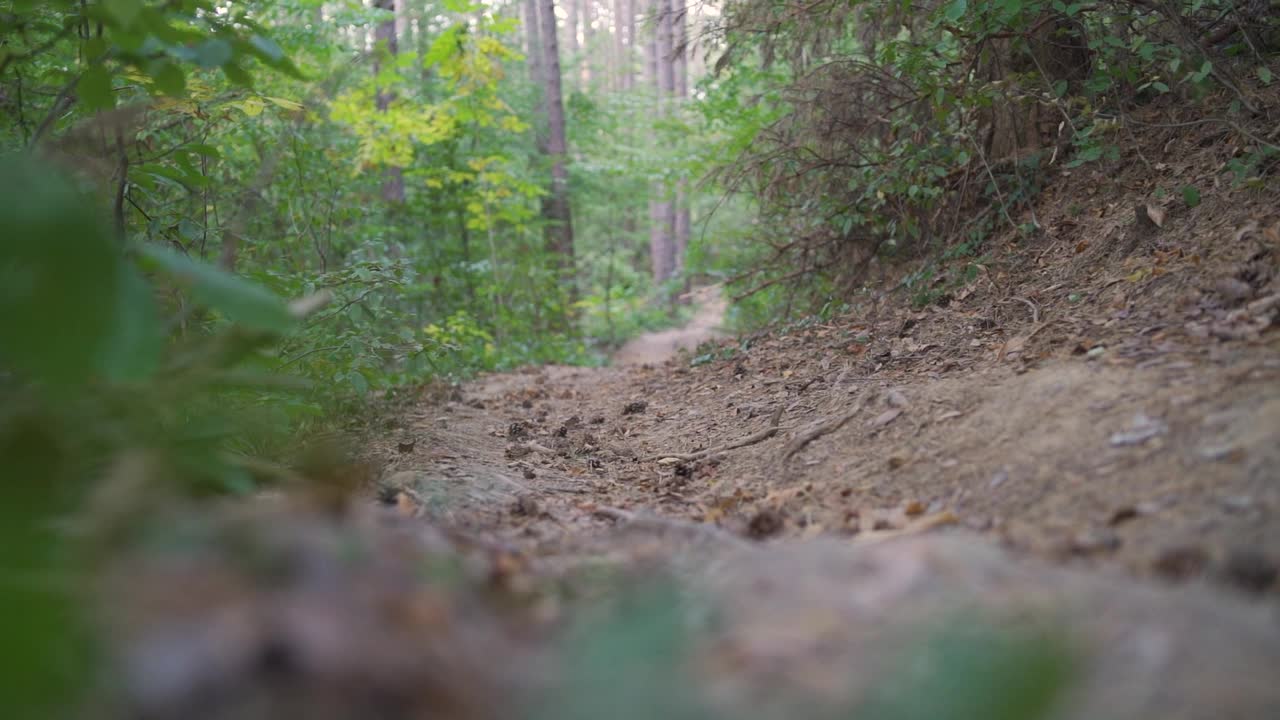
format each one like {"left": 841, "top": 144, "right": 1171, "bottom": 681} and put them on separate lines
{"left": 645, "top": 406, "right": 784, "bottom": 463}
{"left": 782, "top": 395, "right": 868, "bottom": 461}
{"left": 1002, "top": 296, "right": 1041, "bottom": 325}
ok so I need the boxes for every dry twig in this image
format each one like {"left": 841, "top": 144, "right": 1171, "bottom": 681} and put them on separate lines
{"left": 645, "top": 406, "right": 784, "bottom": 463}
{"left": 782, "top": 395, "right": 868, "bottom": 461}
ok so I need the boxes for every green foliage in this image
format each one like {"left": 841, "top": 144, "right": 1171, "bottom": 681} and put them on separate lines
{"left": 0, "top": 152, "right": 319, "bottom": 716}
{"left": 0, "top": 155, "right": 137, "bottom": 386}
{"left": 703, "top": 0, "right": 1280, "bottom": 323}
{"left": 1, "top": 0, "right": 725, "bottom": 417}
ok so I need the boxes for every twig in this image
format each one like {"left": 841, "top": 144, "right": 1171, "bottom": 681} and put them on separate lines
{"left": 275, "top": 344, "right": 347, "bottom": 370}
{"left": 31, "top": 70, "right": 82, "bottom": 144}
{"left": 1112, "top": 114, "right": 1279, "bottom": 153}
{"left": 782, "top": 395, "right": 867, "bottom": 461}
{"left": 645, "top": 406, "right": 784, "bottom": 463}
{"left": 1002, "top": 296, "right": 1041, "bottom": 325}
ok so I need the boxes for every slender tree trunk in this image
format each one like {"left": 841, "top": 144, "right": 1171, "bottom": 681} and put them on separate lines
{"left": 537, "top": 0, "right": 577, "bottom": 303}
{"left": 624, "top": 0, "right": 636, "bottom": 90}
{"left": 672, "top": 0, "right": 690, "bottom": 284}
{"left": 525, "top": 0, "right": 544, "bottom": 92}
{"left": 583, "top": 0, "right": 597, "bottom": 88}
{"left": 565, "top": 0, "right": 579, "bottom": 91}
{"left": 647, "top": 0, "right": 675, "bottom": 284}
{"left": 375, "top": 0, "right": 405, "bottom": 204}
{"left": 611, "top": 0, "right": 625, "bottom": 90}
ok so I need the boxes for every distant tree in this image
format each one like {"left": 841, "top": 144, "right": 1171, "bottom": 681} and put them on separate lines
{"left": 673, "top": 0, "right": 690, "bottom": 284}
{"left": 648, "top": 0, "right": 676, "bottom": 284}
{"left": 375, "top": 0, "right": 405, "bottom": 204}
{"left": 537, "top": 0, "right": 578, "bottom": 302}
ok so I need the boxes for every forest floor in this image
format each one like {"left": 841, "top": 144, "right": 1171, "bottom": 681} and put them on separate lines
{"left": 102, "top": 117, "right": 1280, "bottom": 719}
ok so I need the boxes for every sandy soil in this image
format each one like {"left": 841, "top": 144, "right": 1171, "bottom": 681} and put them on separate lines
{"left": 612, "top": 285, "right": 728, "bottom": 365}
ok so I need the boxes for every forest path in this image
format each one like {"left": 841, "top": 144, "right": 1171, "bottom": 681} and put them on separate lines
{"left": 366, "top": 138, "right": 1280, "bottom": 713}
{"left": 370, "top": 317, "right": 1280, "bottom": 718}
{"left": 612, "top": 285, "right": 728, "bottom": 365}
{"left": 103, "top": 106, "right": 1280, "bottom": 720}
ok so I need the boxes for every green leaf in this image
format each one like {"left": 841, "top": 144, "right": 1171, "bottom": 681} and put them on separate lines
{"left": 349, "top": 370, "right": 369, "bottom": 395}
{"left": 151, "top": 61, "right": 185, "bottom": 96}
{"left": 104, "top": 0, "right": 142, "bottom": 27}
{"left": 248, "top": 34, "right": 284, "bottom": 61}
{"left": 193, "top": 38, "right": 233, "bottom": 68}
{"left": 1259, "top": 66, "right": 1273, "bottom": 85}
{"left": 95, "top": 263, "right": 162, "bottom": 382}
{"left": 0, "top": 154, "right": 121, "bottom": 387}
{"left": 944, "top": 0, "right": 967, "bottom": 22}
{"left": 140, "top": 245, "right": 295, "bottom": 333}
{"left": 1181, "top": 185, "right": 1201, "bottom": 207}
{"left": 222, "top": 62, "right": 253, "bottom": 87}
{"left": 78, "top": 65, "right": 114, "bottom": 111}
{"left": 178, "top": 219, "right": 202, "bottom": 241}
{"left": 188, "top": 143, "right": 222, "bottom": 160}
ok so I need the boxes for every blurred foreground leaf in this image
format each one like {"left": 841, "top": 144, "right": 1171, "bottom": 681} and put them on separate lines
{"left": 0, "top": 154, "right": 136, "bottom": 387}
{"left": 140, "top": 245, "right": 296, "bottom": 333}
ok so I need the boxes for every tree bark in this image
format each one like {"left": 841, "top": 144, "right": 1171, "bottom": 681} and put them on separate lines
{"left": 611, "top": 0, "right": 625, "bottom": 90}
{"left": 673, "top": 0, "right": 689, "bottom": 283}
{"left": 565, "top": 0, "right": 580, "bottom": 91}
{"left": 624, "top": 0, "right": 636, "bottom": 90}
{"left": 537, "top": 0, "right": 577, "bottom": 301}
{"left": 525, "top": 0, "right": 544, "bottom": 91}
{"left": 647, "top": 0, "right": 675, "bottom": 284}
{"left": 582, "top": 0, "right": 596, "bottom": 88}
{"left": 375, "top": 0, "right": 405, "bottom": 204}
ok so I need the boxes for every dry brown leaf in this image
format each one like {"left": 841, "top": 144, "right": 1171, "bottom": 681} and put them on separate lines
{"left": 870, "top": 407, "right": 903, "bottom": 428}
{"left": 856, "top": 509, "right": 959, "bottom": 544}
{"left": 1145, "top": 203, "right": 1166, "bottom": 228}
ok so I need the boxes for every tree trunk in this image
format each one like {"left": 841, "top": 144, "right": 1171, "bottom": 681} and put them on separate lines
{"left": 537, "top": 0, "right": 577, "bottom": 301}
{"left": 583, "top": 0, "right": 596, "bottom": 88}
{"left": 565, "top": 0, "right": 579, "bottom": 91}
{"left": 672, "top": 0, "right": 690, "bottom": 284}
{"left": 611, "top": 0, "right": 625, "bottom": 90}
{"left": 375, "top": 0, "right": 405, "bottom": 204}
{"left": 647, "top": 0, "right": 675, "bottom": 284}
{"left": 624, "top": 0, "right": 636, "bottom": 90}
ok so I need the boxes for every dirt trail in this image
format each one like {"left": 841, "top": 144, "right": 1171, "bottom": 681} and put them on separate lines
{"left": 99, "top": 116, "right": 1280, "bottom": 719}
{"left": 362, "top": 118, "right": 1280, "bottom": 716}
{"left": 612, "top": 285, "right": 728, "bottom": 365}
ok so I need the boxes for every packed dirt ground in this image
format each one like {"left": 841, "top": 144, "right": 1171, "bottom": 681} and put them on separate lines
{"left": 378, "top": 114, "right": 1280, "bottom": 588}
{"left": 99, "top": 113, "right": 1280, "bottom": 718}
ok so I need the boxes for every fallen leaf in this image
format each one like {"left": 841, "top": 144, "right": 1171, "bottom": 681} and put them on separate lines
{"left": 870, "top": 407, "right": 903, "bottom": 428}
{"left": 1145, "top": 203, "right": 1166, "bottom": 228}
{"left": 1109, "top": 412, "right": 1167, "bottom": 446}
{"left": 1107, "top": 506, "right": 1139, "bottom": 526}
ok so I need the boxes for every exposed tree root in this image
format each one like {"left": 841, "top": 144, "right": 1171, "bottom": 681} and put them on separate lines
{"left": 782, "top": 396, "right": 868, "bottom": 461}
{"left": 644, "top": 406, "right": 784, "bottom": 463}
